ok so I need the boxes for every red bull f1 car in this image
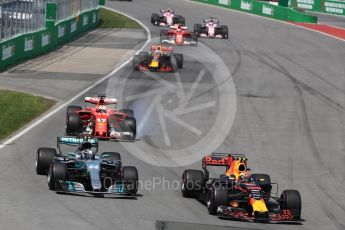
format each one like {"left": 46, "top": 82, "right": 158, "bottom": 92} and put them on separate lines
{"left": 160, "top": 25, "right": 198, "bottom": 46}
{"left": 132, "top": 45, "right": 183, "bottom": 72}
{"left": 194, "top": 18, "right": 228, "bottom": 39}
{"left": 151, "top": 8, "right": 185, "bottom": 26}
{"left": 181, "top": 153, "right": 302, "bottom": 223}
{"left": 36, "top": 135, "right": 138, "bottom": 196}
{"left": 65, "top": 95, "right": 136, "bottom": 141}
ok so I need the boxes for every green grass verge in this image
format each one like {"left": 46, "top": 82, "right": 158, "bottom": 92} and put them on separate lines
{"left": 0, "top": 90, "right": 56, "bottom": 140}
{"left": 99, "top": 7, "right": 141, "bottom": 29}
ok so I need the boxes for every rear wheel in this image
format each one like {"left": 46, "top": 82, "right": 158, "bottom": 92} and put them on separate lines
{"left": 132, "top": 55, "right": 142, "bottom": 71}
{"left": 48, "top": 161, "right": 67, "bottom": 190}
{"left": 280, "top": 190, "right": 302, "bottom": 219}
{"left": 191, "top": 33, "right": 198, "bottom": 46}
{"left": 220, "top": 25, "right": 228, "bottom": 39}
{"left": 173, "top": 53, "right": 183, "bottom": 69}
{"left": 119, "top": 117, "right": 137, "bottom": 140}
{"left": 67, "top": 105, "right": 82, "bottom": 116}
{"left": 207, "top": 182, "right": 228, "bottom": 215}
{"left": 181, "top": 169, "right": 205, "bottom": 198}
{"left": 66, "top": 113, "right": 82, "bottom": 135}
{"left": 119, "top": 109, "right": 134, "bottom": 118}
{"left": 123, "top": 166, "right": 138, "bottom": 194}
{"left": 174, "top": 15, "right": 185, "bottom": 25}
{"left": 139, "top": 51, "right": 151, "bottom": 62}
{"left": 151, "top": 13, "right": 160, "bottom": 25}
{"left": 194, "top": 23, "right": 202, "bottom": 35}
{"left": 36, "top": 148, "right": 57, "bottom": 175}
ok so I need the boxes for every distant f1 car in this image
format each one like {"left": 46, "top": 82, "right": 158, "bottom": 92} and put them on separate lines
{"left": 181, "top": 153, "right": 302, "bottom": 223}
{"left": 151, "top": 8, "right": 185, "bottom": 26}
{"left": 132, "top": 45, "right": 183, "bottom": 72}
{"left": 194, "top": 18, "right": 228, "bottom": 39}
{"left": 65, "top": 95, "right": 136, "bottom": 141}
{"left": 36, "top": 135, "right": 138, "bottom": 196}
{"left": 160, "top": 25, "right": 198, "bottom": 46}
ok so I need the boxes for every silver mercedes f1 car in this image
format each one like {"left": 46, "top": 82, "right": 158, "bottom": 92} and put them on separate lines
{"left": 36, "top": 135, "right": 138, "bottom": 197}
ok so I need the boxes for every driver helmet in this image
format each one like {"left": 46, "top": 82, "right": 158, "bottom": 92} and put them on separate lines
{"left": 98, "top": 105, "right": 107, "bottom": 113}
{"left": 239, "top": 171, "right": 251, "bottom": 183}
{"left": 155, "top": 46, "right": 162, "bottom": 55}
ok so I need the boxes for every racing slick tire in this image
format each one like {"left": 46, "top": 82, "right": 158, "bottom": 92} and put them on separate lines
{"left": 119, "top": 117, "right": 137, "bottom": 140}
{"left": 151, "top": 13, "right": 160, "bottom": 25}
{"left": 133, "top": 54, "right": 142, "bottom": 71}
{"left": 36, "top": 148, "right": 57, "bottom": 175}
{"left": 194, "top": 23, "right": 202, "bottom": 36}
{"left": 66, "top": 113, "right": 82, "bottom": 135}
{"left": 251, "top": 174, "right": 272, "bottom": 199}
{"left": 181, "top": 169, "right": 205, "bottom": 198}
{"left": 207, "top": 182, "right": 229, "bottom": 215}
{"left": 48, "top": 160, "right": 68, "bottom": 190}
{"left": 123, "top": 166, "right": 138, "bottom": 194}
{"left": 139, "top": 51, "right": 151, "bottom": 62}
{"left": 173, "top": 15, "right": 185, "bottom": 25}
{"left": 191, "top": 33, "right": 198, "bottom": 46}
{"left": 220, "top": 25, "right": 229, "bottom": 39}
{"left": 67, "top": 105, "right": 82, "bottom": 116}
{"left": 101, "top": 152, "right": 121, "bottom": 161}
{"left": 119, "top": 109, "right": 134, "bottom": 118}
{"left": 280, "top": 190, "right": 302, "bottom": 219}
{"left": 173, "top": 53, "right": 183, "bottom": 69}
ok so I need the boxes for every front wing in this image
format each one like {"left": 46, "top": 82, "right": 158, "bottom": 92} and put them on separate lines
{"left": 161, "top": 35, "right": 197, "bottom": 46}
{"left": 56, "top": 181, "right": 135, "bottom": 196}
{"left": 218, "top": 206, "right": 302, "bottom": 224}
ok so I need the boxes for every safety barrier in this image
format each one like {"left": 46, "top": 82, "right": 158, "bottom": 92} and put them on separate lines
{"left": 290, "top": 0, "right": 345, "bottom": 16}
{"left": 0, "top": 1, "right": 103, "bottom": 70}
{"left": 192, "top": 0, "right": 317, "bottom": 23}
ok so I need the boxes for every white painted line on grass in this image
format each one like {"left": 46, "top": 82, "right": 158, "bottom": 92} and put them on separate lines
{"left": 0, "top": 7, "right": 151, "bottom": 150}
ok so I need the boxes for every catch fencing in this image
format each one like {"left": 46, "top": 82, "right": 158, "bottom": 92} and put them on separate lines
{"left": 0, "top": 0, "right": 99, "bottom": 41}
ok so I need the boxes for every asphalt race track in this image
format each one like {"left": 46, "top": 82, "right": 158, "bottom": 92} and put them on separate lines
{"left": 1, "top": 0, "right": 345, "bottom": 229}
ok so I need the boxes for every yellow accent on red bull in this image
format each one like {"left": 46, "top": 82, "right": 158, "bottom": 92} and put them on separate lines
{"left": 250, "top": 198, "right": 268, "bottom": 213}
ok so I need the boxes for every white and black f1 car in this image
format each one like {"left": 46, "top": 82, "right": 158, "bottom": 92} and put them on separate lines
{"left": 194, "top": 18, "right": 228, "bottom": 39}
{"left": 151, "top": 8, "right": 185, "bottom": 26}
{"left": 36, "top": 135, "right": 138, "bottom": 196}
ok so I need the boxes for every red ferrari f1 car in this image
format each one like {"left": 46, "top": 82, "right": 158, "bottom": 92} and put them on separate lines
{"left": 65, "top": 95, "right": 136, "bottom": 141}
{"left": 160, "top": 25, "right": 198, "bottom": 46}
{"left": 181, "top": 153, "right": 302, "bottom": 223}
{"left": 132, "top": 45, "right": 183, "bottom": 72}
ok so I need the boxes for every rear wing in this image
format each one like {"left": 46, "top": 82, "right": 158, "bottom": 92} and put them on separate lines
{"left": 57, "top": 136, "right": 98, "bottom": 153}
{"left": 202, "top": 153, "right": 247, "bottom": 168}
{"left": 151, "top": 45, "right": 173, "bottom": 53}
{"left": 85, "top": 96, "right": 117, "bottom": 105}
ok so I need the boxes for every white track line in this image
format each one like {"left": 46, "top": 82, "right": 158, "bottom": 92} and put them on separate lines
{"left": 0, "top": 7, "right": 151, "bottom": 150}
{"left": 188, "top": 0, "right": 345, "bottom": 43}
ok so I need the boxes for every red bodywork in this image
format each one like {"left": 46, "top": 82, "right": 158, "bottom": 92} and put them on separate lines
{"left": 161, "top": 26, "right": 197, "bottom": 46}
{"left": 73, "top": 97, "right": 129, "bottom": 139}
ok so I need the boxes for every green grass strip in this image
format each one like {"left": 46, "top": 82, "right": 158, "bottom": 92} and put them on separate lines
{"left": 99, "top": 7, "right": 142, "bottom": 29}
{"left": 0, "top": 90, "right": 56, "bottom": 140}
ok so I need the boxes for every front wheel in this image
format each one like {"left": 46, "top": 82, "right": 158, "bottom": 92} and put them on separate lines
{"left": 173, "top": 53, "right": 183, "bottom": 69}
{"left": 123, "top": 166, "right": 138, "bottom": 194}
{"left": 207, "top": 185, "right": 228, "bottom": 215}
{"left": 36, "top": 148, "right": 57, "bottom": 175}
{"left": 48, "top": 161, "right": 68, "bottom": 190}
{"left": 280, "top": 190, "right": 302, "bottom": 219}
